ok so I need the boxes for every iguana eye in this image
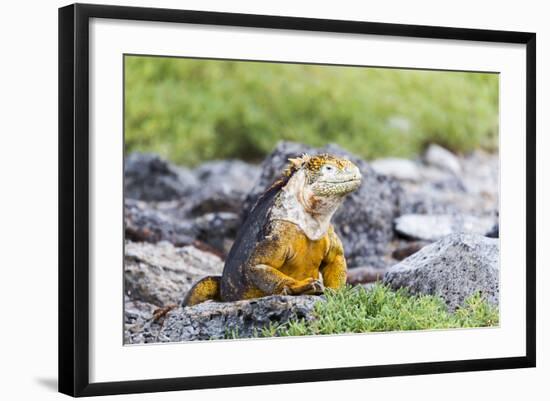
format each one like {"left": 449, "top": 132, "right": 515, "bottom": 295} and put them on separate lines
{"left": 323, "top": 165, "right": 333, "bottom": 172}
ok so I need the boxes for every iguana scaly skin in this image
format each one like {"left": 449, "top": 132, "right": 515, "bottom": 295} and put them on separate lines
{"left": 183, "top": 154, "right": 362, "bottom": 306}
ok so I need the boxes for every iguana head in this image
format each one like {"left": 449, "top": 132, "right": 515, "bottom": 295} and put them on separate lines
{"left": 280, "top": 153, "right": 361, "bottom": 217}
{"left": 285, "top": 153, "right": 362, "bottom": 196}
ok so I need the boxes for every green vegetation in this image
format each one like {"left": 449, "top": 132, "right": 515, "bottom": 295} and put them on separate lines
{"left": 253, "top": 284, "right": 498, "bottom": 338}
{"left": 125, "top": 56, "right": 499, "bottom": 166}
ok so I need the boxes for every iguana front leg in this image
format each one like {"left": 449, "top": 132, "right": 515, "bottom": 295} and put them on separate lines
{"left": 320, "top": 228, "right": 347, "bottom": 289}
{"left": 246, "top": 232, "right": 322, "bottom": 296}
{"left": 249, "top": 264, "right": 323, "bottom": 295}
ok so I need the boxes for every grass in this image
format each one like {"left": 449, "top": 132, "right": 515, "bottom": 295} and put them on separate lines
{"left": 250, "top": 284, "right": 499, "bottom": 339}
{"left": 124, "top": 56, "right": 499, "bottom": 166}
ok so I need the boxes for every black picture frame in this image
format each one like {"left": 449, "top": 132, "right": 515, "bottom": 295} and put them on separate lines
{"left": 59, "top": 3, "right": 536, "bottom": 397}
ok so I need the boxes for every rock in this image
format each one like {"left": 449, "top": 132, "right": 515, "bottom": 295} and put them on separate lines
{"left": 371, "top": 158, "right": 421, "bottom": 182}
{"left": 417, "top": 165, "right": 456, "bottom": 183}
{"left": 397, "top": 150, "right": 498, "bottom": 218}
{"left": 242, "top": 141, "right": 309, "bottom": 214}
{"left": 157, "top": 170, "right": 253, "bottom": 220}
{"left": 125, "top": 296, "right": 158, "bottom": 326}
{"left": 124, "top": 199, "right": 196, "bottom": 247}
{"left": 397, "top": 183, "right": 495, "bottom": 217}
{"left": 397, "top": 184, "right": 467, "bottom": 216}
{"left": 125, "top": 199, "right": 238, "bottom": 256}
{"left": 242, "top": 141, "right": 403, "bottom": 268}
{"left": 383, "top": 233, "right": 499, "bottom": 310}
{"left": 192, "top": 212, "right": 240, "bottom": 255}
{"left": 396, "top": 165, "right": 467, "bottom": 217}
{"left": 424, "top": 144, "right": 461, "bottom": 175}
{"left": 124, "top": 241, "right": 223, "bottom": 306}
{"left": 182, "top": 187, "right": 246, "bottom": 217}
{"left": 194, "top": 159, "right": 261, "bottom": 194}
{"left": 156, "top": 295, "right": 319, "bottom": 342}
{"left": 391, "top": 241, "right": 431, "bottom": 260}
{"left": 394, "top": 214, "right": 495, "bottom": 241}
{"left": 124, "top": 297, "right": 165, "bottom": 344}
{"left": 159, "top": 159, "right": 261, "bottom": 218}
{"left": 125, "top": 153, "right": 199, "bottom": 201}
{"left": 486, "top": 223, "right": 499, "bottom": 238}
{"left": 346, "top": 266, "right": 387, "bottom": 285}
{"left": 461, "top": 150, "right": 499, "bottom": 199}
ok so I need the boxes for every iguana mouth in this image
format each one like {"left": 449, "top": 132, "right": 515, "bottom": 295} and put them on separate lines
{"left": 320, "top": 178, "right": 361, "bottom": 185}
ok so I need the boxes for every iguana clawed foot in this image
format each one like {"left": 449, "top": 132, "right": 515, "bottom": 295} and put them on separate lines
{"left": 282, "top": 278, "right": 324, "bottom": 296}
{"left": 305, "top": 279, "right": 325, "bottom": 295}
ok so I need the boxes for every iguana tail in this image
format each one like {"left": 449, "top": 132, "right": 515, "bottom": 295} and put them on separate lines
{"left": 182, "top": 276, "right": 221, "bottom": 306}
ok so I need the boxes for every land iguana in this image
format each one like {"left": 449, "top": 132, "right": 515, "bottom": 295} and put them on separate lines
{"left": 183, "top": 153, "right": 362, "bottom": 306}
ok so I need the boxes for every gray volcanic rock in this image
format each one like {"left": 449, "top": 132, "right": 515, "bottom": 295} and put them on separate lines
{"left": 125, "top": 153, "right": 199, "bottom": 201}
{"left": 461, "top": 150, "right": 499, "bottom": 198}
{"left": 192, "top": 212, "right": 240, "bottom": 255}
{"left": 391, "top": 241, "right": 431, "bottom": 261}
{"left": 346, "top": 266, "right": 388, "bottom": 285}
{"left": 424, "top": 144, "right": 461, "bottom": 175}
{"left": 124, "top": 297, "right": 165, "bottom": 344}
{"left": 125, "top": 296, "right": 158, "bottom": 328}
{"left": 242, "top": 142, "right": 309, "bottom": 211}
{"left": 194, "top": 159, "right": 261, "bottom": 194}
{"left": 156, "top": 295, "right": 319, "bottom": 342}
{"left": 397, "top": 149, "right": 499, "bottom": 217}
{"left": 125, "top": 199, "right": 237, "bottom": 256}
{"left": 394, "top": 214, "right": 496, "bottom": 241}
{"left": 161, "top": 159, "right": 262, "bottom": 218}
{"left": 242, "top": 141, "right": 403, "bottom": 268}
{"left": 383, "top": 233, "right": 499, "bottom": 310}
{"left": 124, "top": 241, "right": 223, "bottom": 306}
{"left": 371, "top": 158, "right": 421, "bottom": 182}
{"left": 181, "top": 187, "right": 246, "bottom": 217}
{"left": 486, "top": 223, "right": 499, "bottom": 238}
{"left": 156, "top": 160, "right": 260, "bottom": 220}
{"left": 124, "top": 199, "right": 196, "bottom": 247}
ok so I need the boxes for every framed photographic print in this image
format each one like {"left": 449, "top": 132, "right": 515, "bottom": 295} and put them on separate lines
{"left": 58, "top": 3, "right": 536, "bottom": 397}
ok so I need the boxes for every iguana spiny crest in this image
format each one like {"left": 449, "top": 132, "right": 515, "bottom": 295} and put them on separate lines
{"left": 183, "top": 154, "right": 362, "bottom": 306}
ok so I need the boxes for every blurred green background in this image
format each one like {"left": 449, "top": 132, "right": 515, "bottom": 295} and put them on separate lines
{"left": 124, "top": 56, "right": 499, "bottom": 166}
